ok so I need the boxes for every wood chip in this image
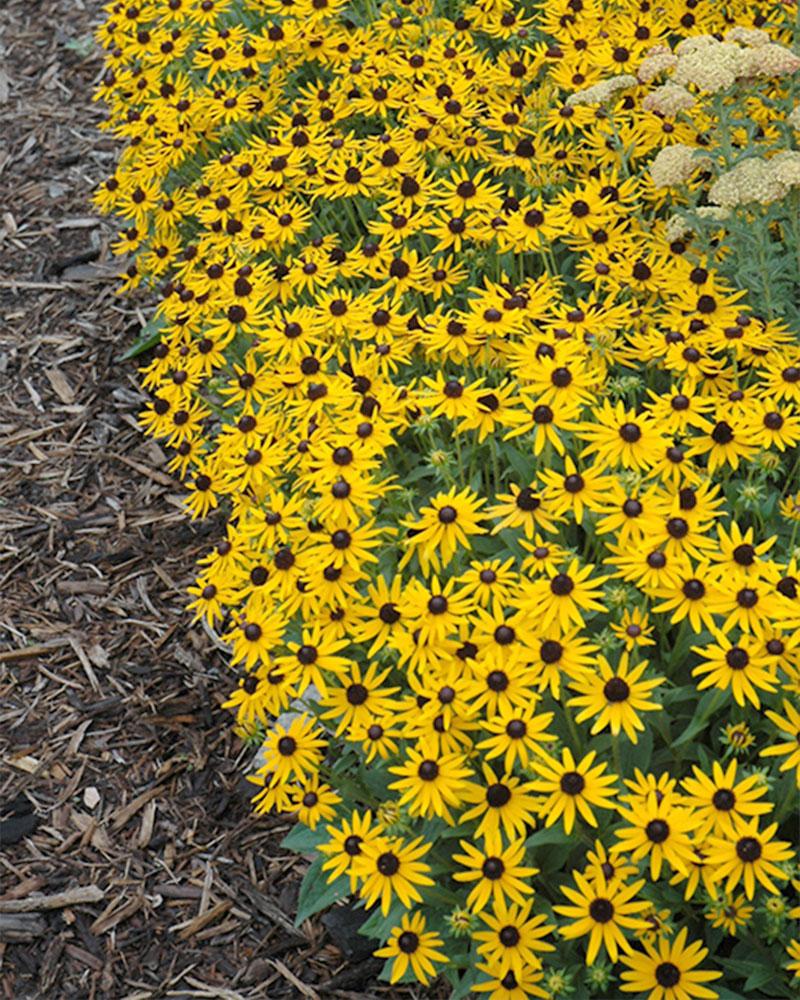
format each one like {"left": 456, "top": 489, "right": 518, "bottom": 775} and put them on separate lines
{"left": 110, "top": 784, "right": 163, "bottom": 832}
{"left": 0, "top": 913, "right": 47, "bottom": 943}
{"left": 137, "top": 799, "right": 157, "bottom": 848}
{"left": 175, "top": 900, "right": 232, "bottom": 940}
{"left": 45, "top": 367, "right": 76, "bottom": 404}
{"left": 89, "top": 895, "right": 143, "bottom": 936}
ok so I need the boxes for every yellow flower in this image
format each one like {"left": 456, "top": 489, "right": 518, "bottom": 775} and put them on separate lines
{"left": 614, "top": 792, "right": 700, "bottom": 880}
{"left": 399, "top": 486, "right": 487, "bottom": 573}
{"left": 255, "top": 714, "right": 327, "bottom": 787}
{"left": 374, "top": 911, "right": 448, "bottom": 985}
{"left": 354, "top": 835, "right": 434, "bottom": 915}
{"left": 619, "top": 927, "right": 721, "bottom": 1000}
{"left": 529, "top": 748, "right": 618, "bottom": 835}
{"left": 473, "top": 899, "right": 555, "bottom": 978}
{"left": 388, "top": 744, "right": 474, "bottom": 823}
{"left": 705, "top": 818, "right": 794, "bottom": 899}
{"left": 453, "top": 838, "right": 538, "bottom": 913}
{"left": 566, "top": 651, "right": 664, "bottom": 743}
{"left": 705, "top": 893, "right": 753, "bottom": 936}
{"left": 460, "top": 762, "right": 541, "bottom": 853}
{"left": 555, "top": 870, "right": 649, "bottom": 963}
{"left": 680, "top": 759, "right": 772, "bottom": 837}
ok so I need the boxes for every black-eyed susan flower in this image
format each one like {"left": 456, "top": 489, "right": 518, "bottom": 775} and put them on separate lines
{"left": 691, "top": 633, "right": 778, "bottom": 708}
{"left": 453, "top": 838, "right": 537, "bottom": 913}
{"left": 458, "top": 557, "right": 519, "bottom": 610}
{"left": 681, "top": 760, "right": 772, "bottom": 837}
{"left": 399, "top": 486, "right": 486, "bottom": 573}
{"left": 319, "top": 809, "right": 384, "bottom": 892}
{"left": 474, "top": 962, "right": 549, "bottom": 999}
{"left": 473, "top": 899, "right": 555, "bottom": 978}
{"left": 611, "top": 607, "right": 656, "bottom": 651}
{"left": 706, "top": 818, "right": 794, "bottom": 899}
{"left": 400, "top": 575, "right": 476, "bottom": 647}
{"left": 388, "top": 744, "right": 474, "bottom": 823}
{"left": 319, "top": 662, "right": 398, "bottom": 736}
{"left": 222, "top": 665, "right": 294, "bottom": 726}
{"left": 579, "top": 400, "right": 665, "bottom": 471}
{"left": 460, "top": 762, "right": 541, "bottom": 852}
{"left": 619, "top": 928, "right": 721, "bottom": 1000}
{"left": 289, "top": 775, "right": 341, "bottom": 829}
{"left": 517, "top": 558, "right": 609, "bottom": 632}
{"left": 462, "top": 657, "right": 538, "bottom": 717}
{"left": 555, "top": 870, "right": 649, "bottom": 963}
{"left": 487, "top": 484, "right": 562, "bottom": 539}
{"left": 567, "top": 652, "right": 664, "bottom": 743}
{"left": 705, "top": 893, "right": 753, "bottom": 936}
{"left": 614, "top": 792, "right": 699, "bottom": 880}
{"left": 255, "top": 713, "right": 326, "bottom": 790}
{"left": 355, "top": 834, "right": 434, "bottom": 915}
{"left": 227, "top": 611, "right": 286, "bottom": 670}
{"left": 529, "top": 748, "right": 618, "bottom": 834}
{"left": 476, "top": 702, "right": 556, "bottom": 772}
{"left": 374, "top": 911, "right": 448, "bottom": 985}
{"left": 652, "top": 561, "right": 721, "bottom": 632}
{"left": 721, "top": 720, "right": 756, "bottom": 756}
{"left": 275, "top": 627, "right": 351, "bottom": 697}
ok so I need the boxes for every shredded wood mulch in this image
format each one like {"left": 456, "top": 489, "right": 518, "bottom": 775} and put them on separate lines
{"left": 0, "top": 4, "right": 443, "bottom": 998}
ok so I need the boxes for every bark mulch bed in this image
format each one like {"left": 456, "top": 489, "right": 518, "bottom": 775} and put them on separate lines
{"left": 0, "top": 4, "right": 441, "bottom": 997}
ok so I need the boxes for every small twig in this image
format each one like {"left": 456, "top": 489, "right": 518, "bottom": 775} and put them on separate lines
{"left": 269, "top": 959, "right": 320, "bottom": 1000}
{"left": 0, "top": 641, "right": 70, "bottom": 663}
{"left": 0, "top": 885, "right": 104, "bottom": 913}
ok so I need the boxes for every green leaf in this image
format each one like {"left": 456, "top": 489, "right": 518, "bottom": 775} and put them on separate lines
{"left": 619, "top": 725, "right": 653, "bottom": 776}
{"left": 357, "top": 760, "right": 391, "bottom": 799}
{"left": 119, "top": 315, "right": 165, "bottom": 361}
{"left": 358, "top": 899, "right": 407, "bottom": 939}
{"left": 525, "top": 826, "right": 572, "bottom": 849}
{"left": 503, "top": 444, "right": 535, "bottom": 483}
{"left": 295, "top": 857, "right": 349, "bottom": 925}
{"left": 280, "top": 822, "right": 327, "bottom": 853}
{"left": 716, "top": 987, "right": 755, "bottom": 1000}
{"left": 446, "top": 962, "right": 480, "bottom": 999}
{"left": 744, "top": 964, "right": 781, "bottom": 992}
{"left": 671, "top": 689, "right": 722, "bottom": 750}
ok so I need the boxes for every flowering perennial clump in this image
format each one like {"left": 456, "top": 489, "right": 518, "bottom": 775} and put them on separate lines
{"left": 95, "top": 0, "right": 800, "bottom": 996}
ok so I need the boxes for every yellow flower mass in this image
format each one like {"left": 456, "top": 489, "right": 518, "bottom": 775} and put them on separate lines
{"left": 96, "top": 0, "right": 800, "bottom": 993}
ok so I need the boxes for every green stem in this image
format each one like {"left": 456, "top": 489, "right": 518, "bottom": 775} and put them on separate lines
{"left": 489, "top": 435, "right": 501, "bottom": 500}
{"left": 611, "top": 733, "right": 623, "bottom": 779}
{"left": 755, "top": 227, "right": 775, "bottom": 321}
{"left": 565, "top": 707, "right": 582, "bottom": 752}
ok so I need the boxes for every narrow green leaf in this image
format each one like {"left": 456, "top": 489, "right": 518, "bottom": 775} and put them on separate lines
{"left": 119, "top": 315, "right": 165, "bottom": 361}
